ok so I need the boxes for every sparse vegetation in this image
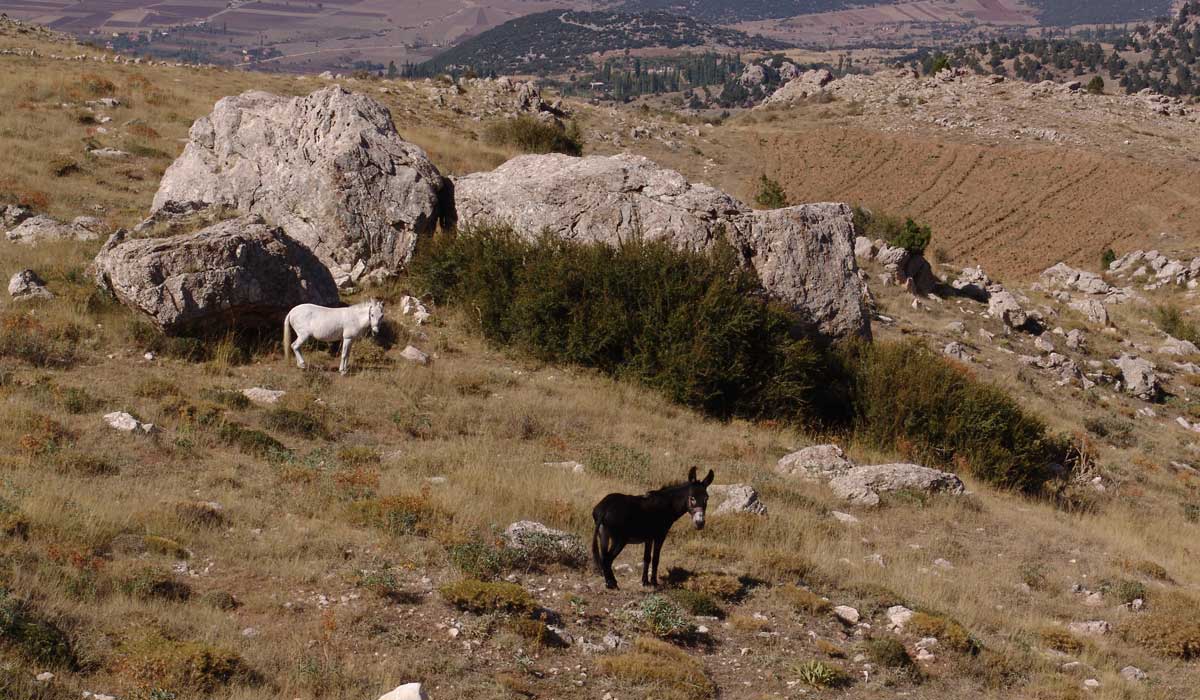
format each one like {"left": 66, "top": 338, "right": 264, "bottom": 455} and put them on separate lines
{"left": 439, "top": 578, "right": 535, "bottom": 615}
{"left": 794, "top": 659, "right": 852, "bottom": 688}
{"left": 598, "top": 637, "right": 715, "bottom": 700}
{"left": 753, "top": 174, "right": 788, "bottom": 209}
{"left": 485, "top": 115, "right": 583, "bottom": 156}
{"left": 1123, "top": 592, "right": 1200, "bottom": 659}
{"left": 907, "top": 612, "right": 980, "bottom": 655}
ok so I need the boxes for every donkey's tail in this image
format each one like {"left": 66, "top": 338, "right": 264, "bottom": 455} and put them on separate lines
{"left": 282, "top": 312, "right": 292, "bottom": 362}
{"left": 591, "top": 522, "right": 602, "bottom": 573}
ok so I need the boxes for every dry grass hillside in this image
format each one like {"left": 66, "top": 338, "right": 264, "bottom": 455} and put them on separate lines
{"left": 3, "top": 18, "right": 1200, "bottom": 700}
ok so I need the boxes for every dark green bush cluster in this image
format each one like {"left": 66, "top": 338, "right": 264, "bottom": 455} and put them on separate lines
{"left": 486, "top": 115, "right": 583, "bottom": 156}
{"left": 848, "top": 340, "right": 1065, "bottom": 493}
{"left": 852, "top": 207, "right": 932, "bottom": 254}
{"left": 417, "top": 227, "right": 1066, "bottom": 494}
{"left": 754, "top": 174, "right": 788, "bottom": 209}
{"left": 0, "top": 588, "right": 74, "bottom": 667}
{"left": 416, "top": 228, "right": 834, "bottom": 422}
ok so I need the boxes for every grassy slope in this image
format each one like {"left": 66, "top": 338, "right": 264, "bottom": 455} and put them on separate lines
{"left": 1, "top": 21, "right": 1200, "bottom": 700}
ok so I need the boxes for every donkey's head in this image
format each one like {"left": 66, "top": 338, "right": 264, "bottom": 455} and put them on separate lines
{"left": 367, "top": 298, "right": 384, "bottom": 335}
{"left": 684, "top": 466, "right": 715, "bottom": 530}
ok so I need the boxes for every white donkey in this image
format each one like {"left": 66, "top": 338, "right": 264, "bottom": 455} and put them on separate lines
{"left": 284, "top": 299, "right": 384, "bottom": 375}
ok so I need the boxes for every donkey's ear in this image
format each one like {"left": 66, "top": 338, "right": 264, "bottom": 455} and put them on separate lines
{"left": 702, "top": 469, "right": 714, "bottom": 486}
{"left": 687, "top": 466, "right": 698, "bottom": 482}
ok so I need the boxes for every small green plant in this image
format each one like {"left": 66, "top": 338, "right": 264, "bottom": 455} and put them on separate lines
{"left": 199, "top": 387, "right": 251, "bottom": 410}
{"left": 1100, "top": 247, "right": 1116, "bottom": 269}
{"left": 794, "top": 659, "right": 852, "bottom": 688}
{"left": 218, "top": 422, "right": 287, "bottom": 459}
{"left": 1086, "top": 76, "right": 1105, "bottom": 94}
{"left": 448, "top": 540, "right": 522, "bottom": 580}
{"left": 439, "top": 579, "right": 535, "bottom": 615}
{"left": 862, "top": 637, "right": 915, "bottom": 670}
{"left": 667, "top": 588, "right": 724, "bottom": 618}
{"left": 116, "top": 563, "right": 192, "bottom": 602}
{"left": 118, "top": 634, "right": 254, "bottom": 692}
{"left": 1111, "top": 579, "right": 1148, "bottom": 605}
{"left": 635, "top": 595, "right": 694, "bottom": 638}
{"left": 754, "top": 174, "right": 788, "bottom": 209}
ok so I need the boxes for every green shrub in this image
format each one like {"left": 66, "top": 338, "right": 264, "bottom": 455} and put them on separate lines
{"left": 486, "top": 115, "right": 583, "bottom": 155}
{"left": 753, "top": 174, "right": 788, "bottom": 209}
{"left": 907, "top": 612, "right": 980, "bottom": 655}
{"left": 848, "top": 340, "right": 1065, "bottom": 493}
{"left": 1111, "top": 579, "right": 1148, "bottom": 605}
{"left": 587, "top": 444, "right": 652, "bottom": 483}
{"left": 633, "top": 595, "right": 694, "bottom": 638}
{"left": 439, "top": 579, "right": 534, "bottom": 615}
{"left": 447, "top": 540, "right": 522, "bottom": 580}
{"left": 0, "top": 588, "right": 74, "bottom": 667}
{"left": 118, "top": 634, "right": 255, "bottom": 692}
{"left": 1039, "top": 626, "right": 1084, "bottom": 654}
{"left": 116, "top": 564, "right": 192, "bottom": 602}
{"left": 1086, "top": 76, "right": 1105, "bottom": 94}
{"left": 853, "top": 207, "right": 931, "bottom": 254}
{"left": 415, "top": 228, "right": 837, "bottom": 423}
{"left": 862, "top": 637, "right": 915, "bottom": 670}
{"left": 777, "top": 585, "right": 831, "bottom": 614}
{"left": 0, "top": 313, "right": 81, "bottom": 368}
{"left": 199, "top": 388, "right": 251, "bottom": 410}
{"left": 794, "top": 659, "right": 852, "bottom": 688}
{"left": 1152, "top": 304, "right": 1200, "bottom": 345}
{"left": 1100, "top": 247, "right": 1116, "bottom": 269}
{"left": 265, "top": 407, "right": 329, "bottom": 439}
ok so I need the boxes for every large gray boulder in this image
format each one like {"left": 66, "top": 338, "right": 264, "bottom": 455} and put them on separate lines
{"left": 150, "top": 86, "right": 446, "bottom": 280}
{"left": 452, "top": 153, "right": 747, "bottom": 251}
{"left": 6, "top": 214, "right": 104, "bottom": 244}
{"left": 776, "top": 444, "right": 856, "bottom": 480}
{"left": 452, "top": 154, "right": 869, "bottom": 339}
{"left": 93, "top": 216, "right": 338, "bottom": 335}
{"left": 828, "top": 464, "right": 966, "bottom": 507}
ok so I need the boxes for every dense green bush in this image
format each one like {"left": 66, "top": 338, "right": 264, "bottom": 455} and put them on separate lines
{"left": 417, "top": 227, "right": 1065, "bottom": 494}
{"left": 416, "top": 227, "right": 838, "bottom": 422}
{"left": 754, "top": 174, "right": 788, "bottom": 209}
{"left": 852, "top": 207, "right": 932, "bottom": 254}
{"left": 1086, "top": 76, "right": 1105, "bottom": 94}
{"left": 486, "top": 115, "right": 583, "bottom": 155}
{"left": 848, "top": 340, "right": 1065, "bottom": 493}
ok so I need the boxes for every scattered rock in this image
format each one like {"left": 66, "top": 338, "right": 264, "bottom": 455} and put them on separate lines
{"left": 1112, "top": 354, "right": 1160, "bottom": 402}
{"left": 151, "top": 86, "right": 447, "bottom": 277}
{"left": 1119, "top": 666, "right": 1147, "bottom": 682}
{"left": 242, "top": 387, "right": 285, "bottom": 404}
{"left": 886, "top": 605, "right": 914, "bottom": 631}
{"left": 35, "top": 672, "right": 54, "bottom": 682}
{"left": 762, "top": 68, "right": 835, "bottom": 105}
{"left": 709, "top": 484, "right": 767, "bottom": 516}
{"left": 6, "top": 214, "right": 104, "bottom": 244}
{"left": 1041, "top": 262, "right": 1111, "bottom": 295}
{"left": 830, "top": 510, "right": 859, "bottom": 525}
{"left": 828, "top": 463, "right": 966, "bottom": 507}
{"left": 8, "top": 269, "right": 54, "bottom": 301}
{"left": 400, "top": 295, "right": 431, "bottom": 324}
{"left": 950, "top": 265, "right": 999, "bottom": 301}
{"left": 943, "top": 341, "right": 971, "bottom": 362}
{"left": 854, "top": 236, "right": 875, "bottom": 260}
{"left": 503, "top": 521, "right": 587, "bottom": 566}
{"left": 1034, "top": 335, "right": 1055, "bottom": 353}
{"left": 988, "top": 290, "right": 1028, "bottom": 330}
{"left": 776, "top": 444, "right": 856, "bottom": 480}
{"left": 2, "top": 204, "right": 33, "bottom": 229}
{"left": 377, "top": 683, "right": 430, "bottom": 700}
{"left": 103, "top": 411, "right": 157, "bottom": 435}
{"left": 401, "top": 345, "right": 429, "bottom": 365}
{"left": 544, "top": 460, "right": 585, "bottom": 474}
{"left": 1069, "top": 298, "right": 1110, "bottom": 326}
{"left": 1066, "top": 620, "right": 1111, "bottom": 637}
{"left": 833, "top": 605, "right": 860, "bottom": 624}
{"left": 93, "top": 217, "right": 338, "bottom": 335}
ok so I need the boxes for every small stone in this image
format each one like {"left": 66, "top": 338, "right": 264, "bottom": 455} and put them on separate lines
{"left": 1083, "top": 678, "right": 1100, "bottom": 690}
{"left": 448, "top": 627, "right": 460, "bottom": 639}
{"left": 401, "top": 345, "right": 429, "bottom": 365}
{"left": 916, "top": 648, "right": 935, "bottom": 661}
{"left": 242, "top": 387, "right": 286, "bottom": 404}
{"left": 35, "top": 672, "right": 54, "bottom": 682}
{"left": 1083, "top": 591, "right": 1104, "bottom": 607}
{"left": 886, "top": 606, "right": 914, "bottom": 631}
{"left": 376, "top": 683, "right": 430, "bottom": 700}
{"left": 831, "top": 510, "right": 859, "bottom": 524}
{"left": 103, "top": 411, "right": 158, "bottom": 435}
{"left": 833, "top": 605, "right": 860, "bottom": 624}
{"left": 544, "top": 460, "right": 585, "bottom": 474}
{"left": 933, "top": 558, "right": 954, "bottom": 569}
{"left": 8, "top": 269, "right": 54, "bottom": 301}
{"left": 241, "top": 627, "right": 258, "bottom": 637}
{"left": 1119, "top": 666, "right": 1147, "bottom": 682}
{"left": 1066, "top": 620, "right": 1111, "bottom": 637}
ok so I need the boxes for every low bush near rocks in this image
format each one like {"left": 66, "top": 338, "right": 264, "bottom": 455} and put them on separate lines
{"left": 629, "top": 595, "right": 694, "bottom": 638}
{"left": 486, "top": 115, "right": 583, "bottom": 156}
{"left": 115, "top": 563, "right": 192, "bottom": 602}
{"left": 0, "top": 588, "right": 74, "bottom": 667}
{"left": 777, "top": 585, "right": 831, "bottom": 615}
{"left": 174, "top": 500, "right": 226, "bottom": 529}
{"left": 1039, "top": 626, "right": 1085, "bottom": 654}
{"left": 199, "top": 387, "right": 251, "bottom": 410}
{"left": 794, "top": 659, "right": 852, "bottom": 689}
{"left": 862, "top": 636, "right": 916, "bottom": 671}
{"left": 116, "top": 633, "right": 255, "bottom": 693}
{"left": 265, "top": 406, "right": 331, "bottom": 440}
{"left": 439, "top": 579, "right": 534, "bottom": 615}
{"left": 679, "top": 572, "right": 744, "bottom": 601}
{"left": 597, "top": 637, "right": 716, "bottom": 700}
{"left": 1123, "top": 591, "right": 1200, "bottom": 659}
{"left": 906, "top": 612, "right": 980, "bottom": 655}
{"left": 350, "top": 493, "right": 448, "bottom": 537}
{"left": 667, "top": 588, "right": 724, "bottom": 618}
{"left": 447, "top": 539, "right": 522, "bottom": 580}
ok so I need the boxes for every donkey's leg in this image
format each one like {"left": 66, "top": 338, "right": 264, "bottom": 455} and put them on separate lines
{"left": 650, "top": 537, "right": 665, "bottom": 587}
{"left": 641, "top": 542, "right": 652, "bottom": 586}
{"left": 600, "top": 531, "right": 625, "bottom": 590}
{"left": 339, "top": 337, "right": 353, "bottom": 375}
{"left": 291, "top": 333, "right": 309, "bottom": 369}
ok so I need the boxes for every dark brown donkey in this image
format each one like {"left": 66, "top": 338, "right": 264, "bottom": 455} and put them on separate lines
{"left": 591, "top": 467, "right": 714, "bottom": 590}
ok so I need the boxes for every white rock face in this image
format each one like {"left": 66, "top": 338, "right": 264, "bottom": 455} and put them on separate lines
{"left": 93, "top": 217, "right": 339, "bottom": 334}
{"left": 452, "top": 154, "right": 869, "bottom": 340}
{"left": 833, "top": 605, "right": 860, "bottom": 624}
{"left": 104, "top": 411, "right": 157, "bottom": 435}
{"left": 775, "top": 444, "right": 856, "bottom": 480}
{"left": 6, "top": 214, "right": 104, "bottom": 244}
{"left": 828, "top": 464, "right": 966, "bottom": 507}
{"left": 400, "top": 295, "right": 431, "bottom": 325}
{"left": 242, "top": 387, "right": 286, "bottom": 404}
{"left": 1113, "top": 354, "right": 1160, "bottom": 401}
{"left": 401, "top": 345, "right": 429, "bottom": 365}
{"left": 1069, "top": 298, "right": 1110, "bottom": 326}
{"left": 8, "top": 269, "right": 54, "bottom": 301}
{"left": 151, "top": 86, "right": 446, "bottom": 277}
{"left": 377, "top": 683, "right": 430, "bottom": 700}
{"left": 762, "top": 68, "right": 835, "bottom": 106}
{"left": 708, "top": 484, "right": 767, "bottom": 516}
{"left": 988, "top": 290, "right": 1028, "bottom": 330}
